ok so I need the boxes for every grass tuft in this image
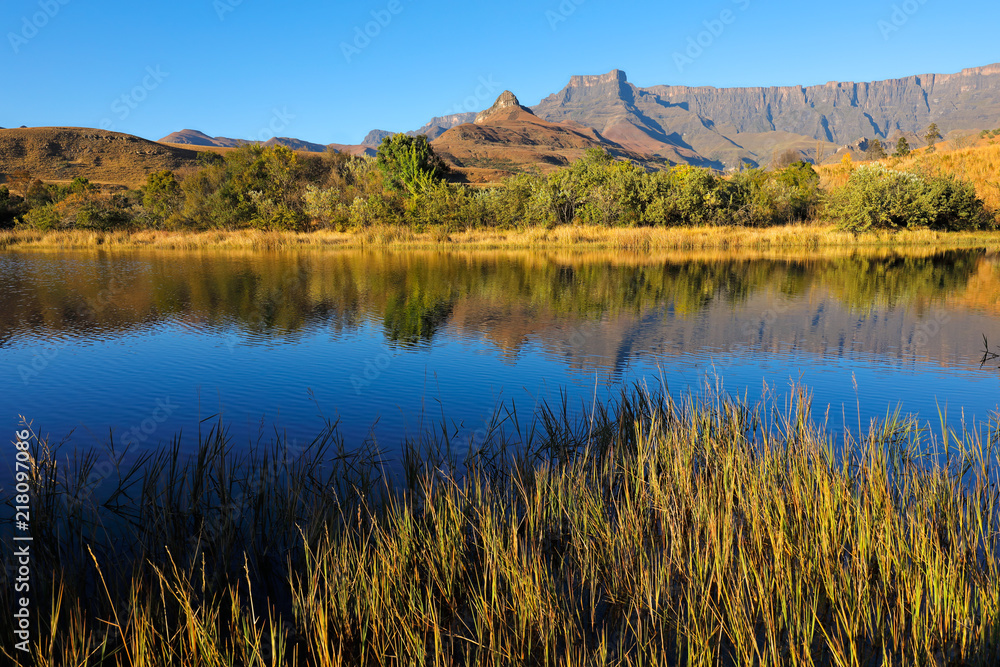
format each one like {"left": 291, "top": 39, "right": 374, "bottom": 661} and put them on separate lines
{"left": 3, "top": 386, "right": 999, "bottom": 665}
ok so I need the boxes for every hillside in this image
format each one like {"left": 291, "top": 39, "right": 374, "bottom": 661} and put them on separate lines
{"left": 0, "top": 127, "right": 203, "bottom": 188}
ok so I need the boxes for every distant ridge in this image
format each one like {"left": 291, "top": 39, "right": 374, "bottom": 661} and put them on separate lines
{"left": 531, "top": 63, "right": 1000, "bottom": 167}
{"left": 361, "top": 130, "right": 393, "bottom": 147}
{"left": 159, "top": 129, "right": 328, "bottom": 153}
{"left": 159, "top": 129, "right": 244, "bottom": 148}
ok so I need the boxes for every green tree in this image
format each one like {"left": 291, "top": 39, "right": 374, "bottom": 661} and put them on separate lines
{"left": 865, "top": 139, "right": 887, "bottom": 161}
{"left": 142, "top": 170, "right": 182, "bottom": 227}
{"left": 375, "top": 134, "right": 447, "bottom": 197}
{"left": 893, "top": 137, "right": 911, "bottom": 157}
{"left": 67, "top": 177, "right": 96, "bottom": 194}
{"left": 924, "top": 123, "right": 942, "bottom": 150}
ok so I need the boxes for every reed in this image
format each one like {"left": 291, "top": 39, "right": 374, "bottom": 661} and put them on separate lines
{"left": 3, "top": 224, "right": 1000, "bottom": 253}
{"left": 2, "top": 386, "right": 999, "bottom": 665}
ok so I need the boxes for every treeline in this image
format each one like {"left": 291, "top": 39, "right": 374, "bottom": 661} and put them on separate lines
{"left": 1, "top": 135, "right": 995, "bottom": 233}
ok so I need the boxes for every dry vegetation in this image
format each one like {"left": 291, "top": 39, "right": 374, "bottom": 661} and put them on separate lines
{"left": 818, "top": 137, "right": 1000, "bottom": 212}
{"left": 5, "top": 388, "right": 998, "bottom": 665}
{"left": 4, "top": 224, "right": 1000, "bottom": 254}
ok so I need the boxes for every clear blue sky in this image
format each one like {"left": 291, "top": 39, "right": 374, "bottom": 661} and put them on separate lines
{"left": 3, "top": 0, "right": 998, "bottom": 144}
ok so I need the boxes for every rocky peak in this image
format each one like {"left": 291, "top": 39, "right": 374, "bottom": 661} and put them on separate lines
{"left": 475, "top": 91, "right": 535, "bottom": 124}
{"left": 567, "top": 70, "right": 628, "bottom": 88}
{"left": 362, "top": 129, "right": 394, "bottom": 147}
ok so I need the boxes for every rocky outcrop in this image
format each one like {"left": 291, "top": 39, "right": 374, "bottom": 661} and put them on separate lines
{"left": 474, "top": 91, "right": 537, "bottom": 124}
{"left": 361, "top": 129, "right": 394, "bottom": 147}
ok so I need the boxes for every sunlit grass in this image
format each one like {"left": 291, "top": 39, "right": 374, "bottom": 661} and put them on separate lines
{"left": 818, "top": 139, "right": 1000, "bottom": 213}
{"left": 3, "top": 223, "right": 1000, "bottom": 253}
{"left": 3, "top": 386, "right": 999, "bottom": 665}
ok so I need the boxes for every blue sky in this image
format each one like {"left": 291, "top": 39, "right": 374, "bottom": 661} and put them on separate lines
{"left": 2, "top": 0, "right": 998, "bottom": 144}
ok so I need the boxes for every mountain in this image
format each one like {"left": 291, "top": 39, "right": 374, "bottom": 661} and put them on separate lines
{"left": 159, "top": 129, "right": 245, "bottom": 148}
{"left": 160, "top": 129, "right": 327, "bottom": 153}
{"left": 531, "top": 64, "right": 1000, "bottom": 168}
{"left": 0, "top": 127, "right": 202, "bottom": 187}
{"left": 326, "top": 143, "right": 378, "bottom": 157}
{"left": 431, "top": 91, "right": 667, "bottom": 182}
{"left": 362, "top": 130, "right": 394, "bottom": 147}
{"left": 474, "top": 91, "right": 536, "bottom": 124}
{"left": 409, "top": 112, "right": 478, "bottom": 141}
{"left": 263, "top": 137, "right": 327, "bottom": 152}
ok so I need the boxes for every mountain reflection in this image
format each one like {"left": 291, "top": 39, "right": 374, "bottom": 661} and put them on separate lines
{"left": 1, "top": 248, "right": 996, "bottom": 366}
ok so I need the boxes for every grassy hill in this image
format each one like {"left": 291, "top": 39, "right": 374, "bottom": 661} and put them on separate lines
{"left": 0, "top": 127, "right": 206, "bottom": 188}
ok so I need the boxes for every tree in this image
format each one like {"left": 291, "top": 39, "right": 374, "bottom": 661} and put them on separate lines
{"left": 893, "top": 137, "right": 911, "bottom": 157}
{"left": 375, "top": 134, "right": 448, "bottom": 196}
{"left": 924, "top": 123, "right": 942, "bottom": 150}
{"left": 865, "top": 139, "right": 887, "bottom": 161}
{"left": 142, "top": 170, "right": 182, "bottom": 226}
{"left": 771, "top": 148, "right": 801, "bottom": 170}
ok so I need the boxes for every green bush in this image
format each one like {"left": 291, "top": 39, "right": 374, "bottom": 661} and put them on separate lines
{"left": 826, "top": 164, "right": 993, "bottom": 232}
{"left": 21, "top": 203, "right": 61, "bottom": 230}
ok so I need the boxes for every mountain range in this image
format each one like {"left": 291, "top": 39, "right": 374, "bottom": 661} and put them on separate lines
{"left": 3, "top": 63, "right": 999, "bottom": 188}
{"left": 160, "top": 63, "right": 1000, "bottom": 172}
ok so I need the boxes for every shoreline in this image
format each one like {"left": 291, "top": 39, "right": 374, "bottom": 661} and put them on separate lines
{"left": 3, "top": 223, "right": 1000, "bottom": 252}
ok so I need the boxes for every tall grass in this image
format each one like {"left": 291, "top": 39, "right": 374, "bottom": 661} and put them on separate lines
{"left": 3, "top": 386, "right": 999, "bottom": 665}
{"left": 3, "top": 224, "right": 1000, "bottom": 253}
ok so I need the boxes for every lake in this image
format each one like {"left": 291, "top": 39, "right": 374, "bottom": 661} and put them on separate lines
{"left": 2, "top": 246, "right": 998, "bottom": 473}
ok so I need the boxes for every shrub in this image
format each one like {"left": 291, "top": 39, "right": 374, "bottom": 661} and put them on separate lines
{"left": 826, "top": 164, "right": 993, "bottom": 232}
{"left": 0, "top": 185, "right": 25, "bottom": 229}
{"left": 141, "top": 170, "right": 182, "bottom": 228}
{"left": 20, "top": 203, "right": 62, "bottom": 230}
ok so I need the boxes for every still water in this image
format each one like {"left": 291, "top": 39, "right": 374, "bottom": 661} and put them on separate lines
{"left": 1, "top": 247, "right": 998, "bottom": 462}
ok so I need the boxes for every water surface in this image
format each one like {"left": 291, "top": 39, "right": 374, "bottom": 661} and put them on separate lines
{"left": 1, "top": 247, "right": 998, "bottom": 466}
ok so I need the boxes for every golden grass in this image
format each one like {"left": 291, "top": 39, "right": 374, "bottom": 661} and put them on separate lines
{"left": 4, "top": 223, "right": 1000, "bottom": 253}
{"left": 818, "top": 138, "right": 1000, "bottom": 212}
{"left": 6, "top": 387, "right": 999, "bottom": 665}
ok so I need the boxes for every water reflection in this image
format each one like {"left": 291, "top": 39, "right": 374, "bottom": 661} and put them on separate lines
{"left": 0, "top": 247, "right": 998, "bottom": 452}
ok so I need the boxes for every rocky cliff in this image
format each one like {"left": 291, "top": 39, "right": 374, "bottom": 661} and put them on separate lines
{"left": 531, "top": 64, "right": 1000, "bottom": 168}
